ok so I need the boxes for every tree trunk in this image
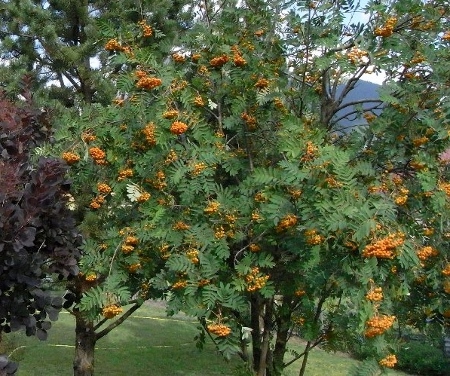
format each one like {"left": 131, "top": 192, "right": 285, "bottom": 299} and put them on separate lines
{"left": 270, "top": 319, "right": 290, "bottom": 376}
{"left": 250, "top": 295, "right": 263, "bottom": 373}
{"left": 298, "top": 342, "right": 311, "bottom": 376}
{"left": 256, "top": 297, "right": 274, "bottom": 376}
{"left": 73, "top": 313, "right": 97, "bottom": 376}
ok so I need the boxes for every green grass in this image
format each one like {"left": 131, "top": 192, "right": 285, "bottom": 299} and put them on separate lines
{"left": 2, "top": 302, "right": 412, "bottom": 376}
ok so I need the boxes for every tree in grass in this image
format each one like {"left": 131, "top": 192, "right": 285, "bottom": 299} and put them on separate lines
{"left": 0, "top": 79, "right": 81, "bottom": 375}
{"left": 49, "top": 0, "right": 450, "bottom": 375}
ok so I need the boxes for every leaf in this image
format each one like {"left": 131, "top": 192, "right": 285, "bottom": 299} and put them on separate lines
{"left": 18, "top": 227, "right": 36, "bottom": 247}
{"left": 126, "top": 183, "right": 142, "bottom": 202}
{"left": 208, "top": 99, "right": 218, "bottom": 110}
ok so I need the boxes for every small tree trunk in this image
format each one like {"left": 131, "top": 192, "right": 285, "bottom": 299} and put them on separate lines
{"left": 73, "top": 313, "right": 97, "bottom": 376}
{"left": 250, "top": 295, "right": 263, "bottom": 372}
{"left": 298, "top": 342, "right": 311, "bottom": 376}
{"left": 271, "top": 322, "right": 290, "bottom": 376}
{"left": 444, "top": 335, "right": 450, "bottom": 358}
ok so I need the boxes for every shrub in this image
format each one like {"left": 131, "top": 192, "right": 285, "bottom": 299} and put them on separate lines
{"left": 397, "top": 341, "right": 450, "bottom": 376}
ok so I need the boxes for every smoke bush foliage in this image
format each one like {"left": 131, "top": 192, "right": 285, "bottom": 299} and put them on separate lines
{"left": 0, "top": 83, "right": 81, "bottom": 372}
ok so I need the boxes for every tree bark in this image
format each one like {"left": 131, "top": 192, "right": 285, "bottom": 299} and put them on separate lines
{"left": 271, "top": 317, "right": 290, "bottom": 376}
{"left": 73, "top": 313, "right": 97, "bottom": 376}
{"left": 250, "top": 294, "right": 263, "bottom": 373}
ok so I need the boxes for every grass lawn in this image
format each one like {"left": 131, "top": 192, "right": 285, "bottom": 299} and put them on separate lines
{"left": 2, "top": 302, "right": 412, "bottom": 376}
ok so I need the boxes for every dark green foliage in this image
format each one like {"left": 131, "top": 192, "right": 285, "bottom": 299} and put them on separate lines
{"left": 397, "top": 341, "right": 450, "bottom": 376}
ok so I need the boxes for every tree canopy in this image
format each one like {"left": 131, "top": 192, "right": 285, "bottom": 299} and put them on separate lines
{"left": 1, "top": 0, "right": 449, "bottom": 375}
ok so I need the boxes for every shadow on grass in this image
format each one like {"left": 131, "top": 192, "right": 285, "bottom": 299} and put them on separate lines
{"left": 7, "top": 302, "right": 413, "bottom": 376}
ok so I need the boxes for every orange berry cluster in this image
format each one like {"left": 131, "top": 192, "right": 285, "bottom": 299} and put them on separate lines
{"left": 191, "top": 53, "right": 201, "bottom": 62}
{"left": 89, "top": 147, "right": 106, "bottom": 164}
{"left": 165, "top": 149, "right": 178, "bottom": 165}
{"left": 363, "top": 112, "right": 377, "bottom": 123}
{"left": 366, "top": 287, "right": 383, "bottom": 302}
{"left": 62, "top": 152, "right": 80, "bottom": 165}
{"left": 207, "top": 323, "right": 232, "bottom": 337}
{"left": 304, "top": 229, "right": 325, "bottom": 245}
{"left": 104, "top": 38, "right": 122, "bottom": 51}
{"left": 121, "top": 235, "right": 138, "bottom": 254}
{"left": 97, "top": 183, "right": 112, "bottom": 195}
{"left": 410, "top": 52, "right": 426, "bottom": 65}
{"left": 301, "top": 141, "right": 318, "bottom": 162}
{"left": 138, "top": 20, "right": 153, "bottom": 37}
{"left": 394, "top": 194, "right": 408, "bottom": 206}
{"left": 412, "top": 136, "right": 429, "bottom": 147}
{"left": 186, "top": 249, "right": 199, "bottom": 264}
{"left": 136, "top": 76, "right": 162, "bottom": 90}
{"left": 417, "top": 246, "right": 438, "bottom": 261}
{"left": 137, "top": 191, "right": 150, "bottom": 202}
{"left": 254, "top": 78, "right": 269, "bottom": 89}
{"left": 151, "top": 170, "right": 167, "bottom": 190}
{"left": 442, "top": 264, "right": 450, "bottom": 277}
{"left": 379, "top": 354, "right": 397, "bottom": 368}
{"left": 245, "top": 267, "right": 269, "bottom": 292}
{"left": 198, "top": 279, "right": 210, "bottom": 287}
{"left": 193, "top": 95, "right": 205, "bottom": 106}
{"left": 169, "top": 79, "right": 188, "bottom": 92}
{"left": 444, "top": 280, "right": 450, "bottom": 294}
{"left": 442, "top": 31, "right": 450, "bottom": 41}
{"left": 197, "top": 65, "right": 209, "bottom": 75}
{"left": 347, "top": 47, "right": 368, "bottom": 65}
{"left": 286, "top": 187, "right": 302, "bottom": 199}
{"left": 251, "top": 211, "right": 262, "bottom": 221}
{"left": 204, "top": 201, "right": 220, "bottom": 214}
{"left": 89, "top": 195, "right": 105, "bottom": 210}
{"left": 170, "top": 121, "right": 188, "bottom": 135}
{"left": 276, "top": 214, "right": 298, "bottom": 233}
{"left": 163, "top": 109, "right": 179, "bottom": 119}
{"left": 324, "top": 176, "right": 342, "bottom": 188}
{"left": 128, "top": 263, "right": 141, "bottom": 273}
{"left": 214, "top": 225, "right": 226, "bottom": 239}
{"left": 85, "top": 273, "right": 97, "bottom": 282}
{"left": 142, "top": 122, "right": 157, "bottom": 146}
{"left": 374, "top": 17, "right": 397, "bottom": 37}
{"left": 274, "top": 97, "right": 285, "bottom": 111}
{"left": 233, "top": 53, "right": 246, "bottom": 67}
{"left": 241, "top": 112, "right": 257, "bottom": 130}
{"left": 292, "top": 316, "right": 305, "bottom": 326}
{"left": 210, "top": 54, "right": 229, "bottom": 67}
{"left": 364, "top": 315, "right": 395, "bottom": 338}
{"left": 362, "top": 232, "right": 405, "bottom": 259}
{"left": 423, "top": 227, "right": 434, "bottom": 236}
{"left": 172, "top": 53, "right": 186, "bottom": 63}
{"left": 172, "top": 280, "right": 188, "bottom": 289}
{"left": 254, "top": 192, "right": 268, "bottom": 202}
{"left": 249, "top": 243, "right": 261, "bottom": 252}
{"left": 102, "top": 304, "right": 123, "bottom": 319}
{"left": 191, "top": 162, "right": 207, "bottom": 176}
{"left": 172, "top": 221, "right": 190, "bottom": 231}
{"left": 82, "top": 132, "right": 96, "bottom": 143}
{"left": 439, "top": 182, "right": 450, "bottom": 197}
{"left": 294, "top": 288, "right": 306, "bottom": 297}
{"left": 117, "top": 168, "right": 133, "bottom": 181}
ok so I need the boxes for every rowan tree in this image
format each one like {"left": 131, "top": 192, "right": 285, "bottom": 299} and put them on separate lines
{"left": 45, "top": 0, "right": 450, "bottom": 375}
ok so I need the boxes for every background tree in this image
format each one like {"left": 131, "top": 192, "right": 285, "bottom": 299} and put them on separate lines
{"left": 0, "top": 0, "right": 193, "bottom": 105}
{"left": 5, "top": 0, "right": 449, "bottom": 375}
{"left": 0, "top": 79, "right": 81, "bottom": 375}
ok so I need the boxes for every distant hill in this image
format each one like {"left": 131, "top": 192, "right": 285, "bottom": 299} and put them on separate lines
{"left": 332, "top": 80, "right": 382, "bottom": 132}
